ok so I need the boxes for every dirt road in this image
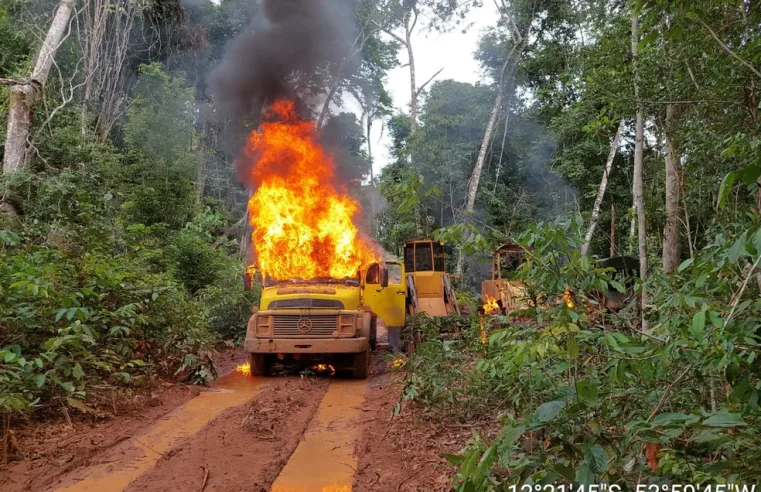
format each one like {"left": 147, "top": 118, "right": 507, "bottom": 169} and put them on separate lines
{"left": 2, "top": 355, "right": 467, "bottom": 492}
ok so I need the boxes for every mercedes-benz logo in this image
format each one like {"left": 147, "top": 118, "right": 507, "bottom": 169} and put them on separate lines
{"left": 297, "top": 317, "right": 313, "bottom": 334}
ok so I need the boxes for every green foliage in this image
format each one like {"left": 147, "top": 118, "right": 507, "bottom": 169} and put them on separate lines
{"left": 169, "top": 229, "right": 225, "bottom": 294}
{"left": 124, "top": 63, "right": 197, "bottom": 163}
{"left": 402, "top": 219, "right": 761, "bottom": 486}
{"left": 0, "top": 65, "right": 248, "bottom": 420}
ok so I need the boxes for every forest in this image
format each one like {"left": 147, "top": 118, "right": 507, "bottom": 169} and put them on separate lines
{"left": 1, "top": 0, "right": 761, "bottom": 488}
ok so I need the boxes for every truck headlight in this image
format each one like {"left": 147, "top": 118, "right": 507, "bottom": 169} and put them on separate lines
{"left": 338, "top": 314, "right": 356, "bottom": 336}
{"left": 255, "top": 315, "right": 272, "bottom": 337}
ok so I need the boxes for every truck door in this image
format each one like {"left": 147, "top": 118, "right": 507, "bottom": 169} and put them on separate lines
{"left": 363, "top": 261, "right": 406, "bottom": 328}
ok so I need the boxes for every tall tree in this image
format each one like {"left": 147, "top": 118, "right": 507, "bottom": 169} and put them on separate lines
{"left": 2, "top": 0, "right": 75, "bottom": 176}
{"left": 631, "top": 5, "right": 648, "bottom": 326}
{"left": 457, "top": 0, "right": 533, "bottom": 274}
{"left": 581, "top": 117, "right": 625, "bottom": 256}
{"left": 382, "top": 0, "right": 472, "bottom": 134}
{"left": 662, "top": 103, "right": 680, "bottom": 273}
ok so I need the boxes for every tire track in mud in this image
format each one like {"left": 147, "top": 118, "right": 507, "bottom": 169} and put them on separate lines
{"left": 35, "top": 361, "right": 397, "bottom": 492}
{"left": 47, "top": 372, "right": 267, "bottom": 492}
{"left": 125, "top": 376, "right": 330, "bottom": 492}
{"left": 45, "top": 372, "right": 331, "bottom": 492}
{"left": 270, "top": 379, "right": 367, "bottom": 492}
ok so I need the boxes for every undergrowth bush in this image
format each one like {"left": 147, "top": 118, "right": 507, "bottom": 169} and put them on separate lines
{"left": 0, "top": 162, "right": 252, "bottom": 422}
{"left": 402, "top": 218, "right": 761, "bottom": 487}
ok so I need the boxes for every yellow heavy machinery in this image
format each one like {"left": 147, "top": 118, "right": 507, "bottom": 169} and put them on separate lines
{"left": 481, "top": 242, "right": 529, "bottom": 314}
{"left": 402, "top": 240, "right": 460, "bottom": 317}
{"left": 242, "top": 260, "right": 407, "bottom": 378}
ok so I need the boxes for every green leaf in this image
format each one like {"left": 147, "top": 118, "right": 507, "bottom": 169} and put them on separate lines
{"left": 651, "top": 413, "right": 695, "bottom": 427}
{"left": 60, "top": 381, "right": 75, "bottom": 393}
{"left": 536, "top": 400, "right": 566, "bottom": 423}
{"left": 690, "top": 311, "right": 706, "bottom": 341}
{"left": 34, "top": 373, "right": 46, "bottom": 388}
{"left": 677, "top": 258, "right": 693, "bottom": 272}
{"left": 553, "top": 463, "right": 575, "bottom": 481}
{"left": 610, "top": 280, "right": 626, "bottom": 293}
{"left": 752, "top": 227, "right": 761, "bottom": 255}
{"left": 580, "top": 255, "right": 591, "bottom": 272}
{"left": 476, "top": 443, "right": 498, "bottom": 477}
{"left": 72, "top": 363, "right": 84, "bottom": 380}
{"left": 702, "top": 411, "right": 747, "bottom": 427}
{"left": 729, "top": 378, "right": 749, "bottom": 403}
{"left": 727, "top": 234, "right": 747, "bottom": 262}
{"left": 583, "top": 444, "right": 609, "bottom": 473}
{"left": 441, "top": 453, "right": 464, "bottom": 466}
{"left": 567, "top": 336, "right": 579, "bottom": 359}
{"left": 575, "top": 463, "right": 595, "bottom": 486}
{"left": 718, "top": 172, "right": 736, "bottom": 209}
{"left": 739, "top": 164, "right": 761, "bottom": 185}
{"left": 577, "top": 381, "right": 599, "bottom": 406}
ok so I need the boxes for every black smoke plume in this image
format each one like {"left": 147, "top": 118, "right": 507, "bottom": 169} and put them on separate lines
{"left": 210, "top": 0, "right": 355, "bottom": 116}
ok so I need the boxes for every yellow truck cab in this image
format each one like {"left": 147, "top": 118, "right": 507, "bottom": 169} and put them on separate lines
{"left": 243, "top": 260, "right": 406, "bottom": 378}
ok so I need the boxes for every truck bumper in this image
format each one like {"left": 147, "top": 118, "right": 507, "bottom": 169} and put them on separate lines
{"left": 245, "top": 337, "right": 369, "bottom": 354}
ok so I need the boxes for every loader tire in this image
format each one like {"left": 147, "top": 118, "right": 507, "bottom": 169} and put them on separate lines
{"left": 352, "top": 349, "right": 370, "bottom": 379}
{"left": 250, "top": 353, "right": 269, "bottom": 376}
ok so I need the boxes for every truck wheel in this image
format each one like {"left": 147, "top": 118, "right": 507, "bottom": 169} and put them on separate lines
{"left": 370, "top": 314, "right": 377, "bottom": 351}
{"left": 250, "top": 353, "right": 269, "bottom": 376}
{"left": 352, "top": 349, "right": 370, "bottom": 379}
{"left": 361, "top": 312, "right": 377, "bottom": 352}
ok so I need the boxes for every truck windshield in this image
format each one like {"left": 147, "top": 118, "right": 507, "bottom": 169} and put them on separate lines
{"left": 263, "top": 275, "right": 360, "bottom": 288}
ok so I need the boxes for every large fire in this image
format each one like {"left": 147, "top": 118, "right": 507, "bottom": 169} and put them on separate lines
{"left": 241, "top": 100, "right": 377, "bottom": 280}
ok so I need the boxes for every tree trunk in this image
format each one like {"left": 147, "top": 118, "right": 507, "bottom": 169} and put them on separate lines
{"left": 662, "top": 104, "right": 681, "bottom": 273}
{"left": 610, "top": 200, "right": 616, "bottom": 257}
{"left": 367, "top": 117, "right": 373, "bottom": 182}
{"left": 454, "top": 90, "right": 504, "bottom": 276}
{"left": 3, "top": 0, "right": 75, "bottom": 174}
{"left": 406, "top": 14, "right": 418, "bottom": 133}
{"left": 455, "top": 47, "right": 521, "bottom": 275}
{"left": 581, "top": 117, "right": 625, "bottom": 255}
{"left": 631, "top": 9, "right": 648, "bottom": 327}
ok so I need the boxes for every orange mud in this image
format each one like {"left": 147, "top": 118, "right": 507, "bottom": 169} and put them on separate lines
{"left": 50, "top": 372, "right": 262, "bottom": 491}
{"left": 2, "top": 355, "right": 473, "bottom": 492}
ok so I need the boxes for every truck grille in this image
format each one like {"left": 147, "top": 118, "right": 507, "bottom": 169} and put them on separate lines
{"left": 267, "top": 298, "right": 344, "bottom": 310}
{"left": 272, "top": 314, "right": 339, "bottom": 336}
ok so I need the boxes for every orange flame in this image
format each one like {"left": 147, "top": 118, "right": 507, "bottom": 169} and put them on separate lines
{"left": 482, "top": 294, "right": 500, "bottom": 315}
{"left": 563, "top": 287, "right": 575, "bottom": 309}
{"left": 241, "top": 100, "right": 376, "bottom": 280}
{"left": 236, "top": 361, "right": 251, "bottom": 376}
{"left": 310, "top": 364, "right": 335, "bottom": 375}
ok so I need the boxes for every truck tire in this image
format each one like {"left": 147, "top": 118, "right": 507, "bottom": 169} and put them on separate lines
{"left": 250, "top": 353, "right": 269, "bottom": 376}
{"left": 352, "top": 349, "right": 370, "bottom": 379}
{"left": 370, "top": 314, "right": 378, "bottom": 351}
{"left": 361, "top": 312, "right": 377, "bottom": 351}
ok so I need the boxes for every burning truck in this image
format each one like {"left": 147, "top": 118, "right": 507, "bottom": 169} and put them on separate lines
{"left": 240, "top": 101, "right": 406, "bottom": 378}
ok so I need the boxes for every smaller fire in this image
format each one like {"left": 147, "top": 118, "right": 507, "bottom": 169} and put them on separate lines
{"left": 391, "top": 357, "right": 406, "bottom": 369}
{"left": 563, "top": 287, "right": 575, "bottom": 309}
{"left": 236, "top": 361, "right": 251, "bottom": 376}
{"left": 482, "top": 294, "right": 500, "bottom": 315}
{"left": 310, "top": 364, "right": 336, "bottom": 376}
